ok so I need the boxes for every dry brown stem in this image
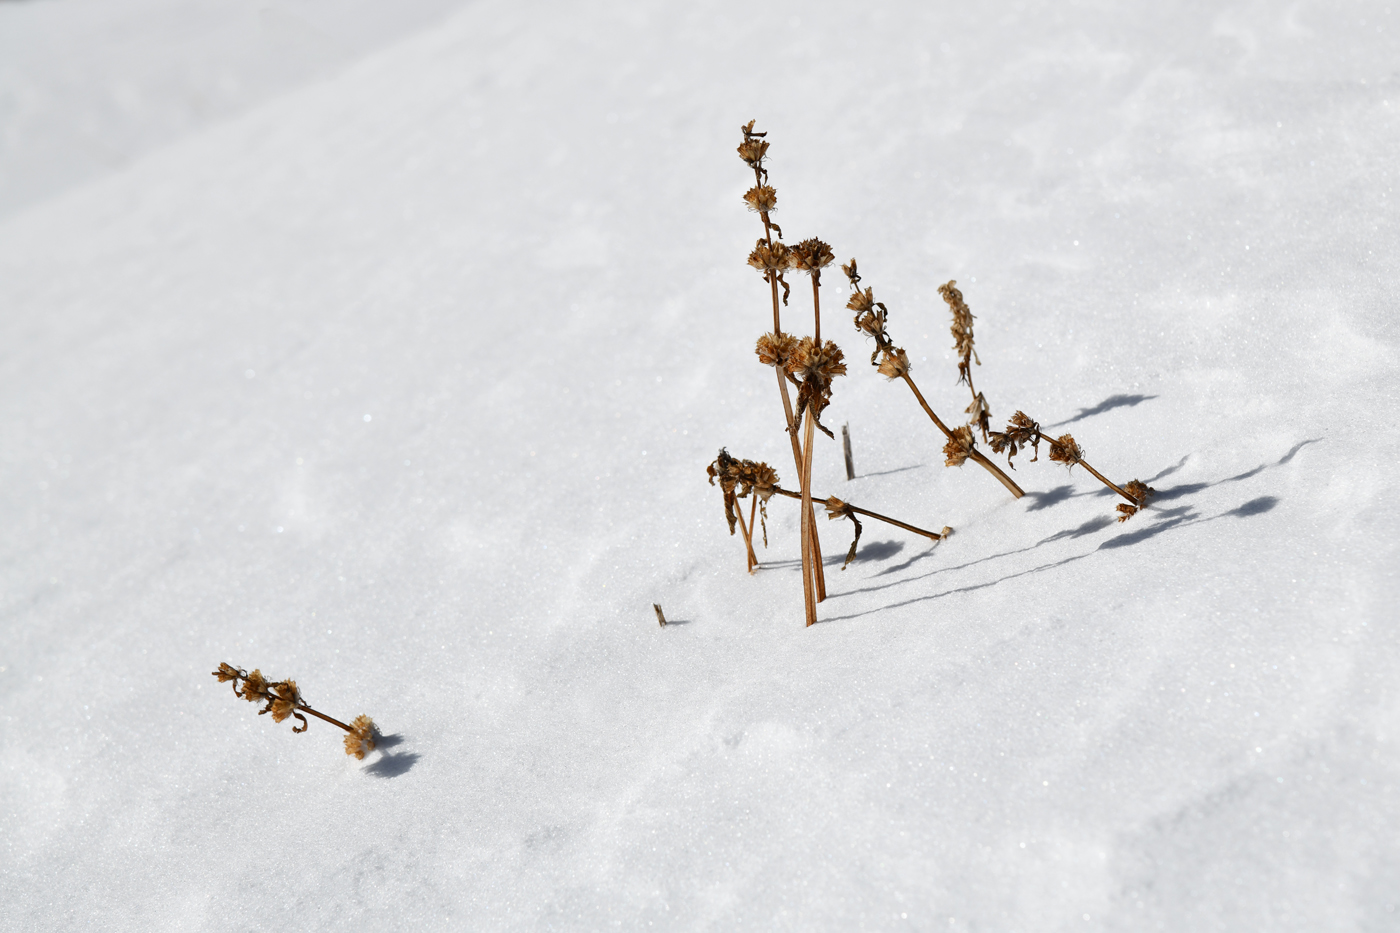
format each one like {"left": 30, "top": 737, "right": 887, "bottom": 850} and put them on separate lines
{"left": 212, "top": 663, "right": 377, "bottom": 759}
{"left": 989, "top": 412, "right": 1156, "bottom": 520}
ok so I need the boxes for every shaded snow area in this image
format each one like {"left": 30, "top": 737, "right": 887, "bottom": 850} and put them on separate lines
{"left": 2, "top": 1, "right": 1398, "bottom": 930}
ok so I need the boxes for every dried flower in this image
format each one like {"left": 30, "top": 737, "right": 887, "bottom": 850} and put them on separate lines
{"left": 1115, "top": 479, "right": 1156, "bottom": 522}
{"left": 788, "top": 337, "right": 847, "bottom": 381}
{"left": 343, "top": 715, "right": 378, "bottom": 760}
{"left": 743, "top": 185, "right": 778, "bottom": 214}
{"left": 1048, "top": 433, "right": 1084, "bottom": 467}
{"left": 241, "top": 668, "right": 269, "bottom": 703}
{"left": 737, "top": 120, "right": 770, "bottom": 170}
{"left": 966, "top": 391, "right": 992, "bottom": 446}
{"left": 943, "top": 425, "right": 977, "bottom": 467}
{"left": 876, "top": 347, "right": 910, "bottom": 380}
{"left": 756, "top": 331, "right": 799, "bottom": 369}
{"left": 847, "top": 287, "right": 876, "bottom": 314}
{"left": 988, "top": 410, "right": 1043, "bottom": 468}
{"left": 840, "top": 258, "right": 861, "bottom": 287}
{"left": 266, "top": 680, "right": 305, "bottom": 731}
{"left": 824, "top": 496, "right": 864, "bottom": 570}
{"left": 789, "top": 238, "right": 835, "bottom": 275}
{"left": 707, "top": 448, "right": 743, "bottom": 535}
{"left": 939, "top": 280, "right": 981, "bottom": 385}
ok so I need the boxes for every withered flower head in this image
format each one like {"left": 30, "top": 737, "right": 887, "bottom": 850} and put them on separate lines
{"left": 876, "top": 347, "right": 910, "bottom": 380}
{"left": 267, "top": 680, "right": 302, "bottom": 724}
{"left": 738, "top": 120, "right": 770, "bottom": 168}
{"left": 743, "top": 185, "right": 778, "bottom": 213}
{"left": 343, "top": 714, "right": 378, "bottom": 760}
{"left": 788, "top": 337, "right": 847, "bottom": 381}
{"left": 707, "top": 448, "right": 743, "bottom": 535}
{"left": 747, "top": 240, "right": 792, "bottom": 276}
{"left": 823, "top": 496, "right": 863, "bottom": 570}
{"left": 841, "top": 258, "right": 861, "bottom": 287}
{"left": 1048, "top": 433, "right": 1084, "bottom": 467}
{"left": 988, "top": 410, "right": 1042, "bottom": 468}
{"left": 939, "top": 279, "right": 979, "bottom": 384}
{"left": 789, "top": 238, "right": 835, "bottom": 274}
{"left": 943, "top": 425, "right": 977, "bottom": 467}
{"left": 755, "top": 331, "right": 799, "bottom": 369}
{"left": 739, "top": 460, "right": 781, "bottom": 502}
{"left": 241, "top": 668, "right": 269, "bottom": 703}
{"left": 966, "top": 391, "right": 992, "bottom": 444}
{"left": 847, "top": 287, "right": 876, "bottom": 314}
{"left": 1115, "top": 479, "right": 1156, "bottom": 522}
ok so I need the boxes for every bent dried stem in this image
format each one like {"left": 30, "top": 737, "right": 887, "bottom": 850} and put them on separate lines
{"left": 212, "top": 663, "right": 377, "bottom": 759}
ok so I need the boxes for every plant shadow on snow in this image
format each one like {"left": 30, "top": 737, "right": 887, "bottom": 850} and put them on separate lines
{"left": 761, "top": 539, "right": 905, "bottom": 572}
{"left": 817, "top": 440, "right": 1319, "bottom": 624}
{"left": 854, "top": 463, "right": 923, "bottom": 480}
{"left": 363, "top": 733, "right": 419, "bottom": 778}
{"left": 1047, "top": 393, "right": 1159, "bottom": 427}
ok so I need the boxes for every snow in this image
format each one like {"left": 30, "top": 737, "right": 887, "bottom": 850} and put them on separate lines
{"left": 1, "top": 0, "right": 1398, "bottom": 929}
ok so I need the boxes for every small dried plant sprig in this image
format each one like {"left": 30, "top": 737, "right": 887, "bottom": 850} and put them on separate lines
{"left": 844, "top": 260, "right": 1024, "bottom": 500}
{"left": 707, "top": 450, "right": 783, "bottom": 570}
{"left": 939, "top": 280, "right": 993, "bottom": 443}
{"left": 212, "top": 663, "right": 377, "bottom": 758}
{"left": 988, "top": 412, "right": 1155, "bottom": 521}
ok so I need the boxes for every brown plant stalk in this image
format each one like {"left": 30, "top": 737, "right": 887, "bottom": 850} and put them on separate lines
{"left": 987, "top": 411, "right": 1156, "bottom": 521}
{"left": 845, "top": 260, "right": 1025, "bottom": 499}
{"left": 212, "top": 663, "right": 378, "bottom": 760}
{"left": 740, "top": 120, "right": 827, "bottom": 603}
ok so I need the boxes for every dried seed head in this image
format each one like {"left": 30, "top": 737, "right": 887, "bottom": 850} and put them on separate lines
{"left": 747, "top": 240, "right": 792, "bottom": 275}
{"left": 823, "top": 497, "right": 863, "bottom": 570}
{"left": 876, "top": 347, "right": 910, "bottom": 380}
{"left": 706, "top": 448, "right": 743, "bottom": 535}
{"left": 1048, "top": 433, "right": 1084, "bottom": 467}
{"left": 847, "top": 287, "right": 876, "bottom": 314}
{"left": 988, "top": 410, "right": 1042, "bottom": 467}
{"left": 741, "top": 460, "right": 781, "bottom": 502}
{"left": 737, "top": 138, "right": 769, "bottom": 168}
{"left": 755, "top": 331, "right": 799, "bottom": 369}
{"left": 738, "top": 120, "right": 770, "bottom": 168}
{"left": 241, "top": 668, "right": 269, "bottom": 702}
{"left": 939, "top": 279, "right": 980, "bottom": 385}
{"left": 1116, "top": 479, "right": 1156, "bottom": 522}
{"left": 943, "top": 425, "right": 977, "bottom": 467}
{"left": 841, "top": 258, "right": 861, "bottom": 287}
{"left": 343, "top": 714, "right": 378, "bottom": 760}
{"left": 966, "top": 391, "right": 992, "bottom": 443}
{"left": 789, "top": 238, "right": 835, "bottom": 274}
{"left": 743, "top": 185, "right": 778, "bottom": 213}
{"left": 267, "top": 680, "right": 302, "bottom": 723}
{"left": 789, "top": 337, "right": 847, "bottom": 380}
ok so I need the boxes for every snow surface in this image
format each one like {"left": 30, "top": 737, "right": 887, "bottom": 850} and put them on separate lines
{"left": 2, "top": 1, "right": 1399, "bottom": 930}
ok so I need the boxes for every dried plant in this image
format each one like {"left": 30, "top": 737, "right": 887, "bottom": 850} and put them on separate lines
{"left": 709, "top": 452, "right": 951, "bottom": 571}
{"left": 989, "top": 411, "right": 1156, "bottom": 521}
{"left": 707, "top": 448, "right": 780, "bottom": 572}
{"left": 212, "top": 662, "right": 378, "bottom": 759}
{"left": 738, "top": 120, "right": 830, "bottom": 619}
{"left": 843, "top": 259, "right": 1025, "bottom": 500}
{"left": 939, "top": 280, "right": 993, "bottom": 442}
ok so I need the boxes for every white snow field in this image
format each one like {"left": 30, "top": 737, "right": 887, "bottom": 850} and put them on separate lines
{"left": 2, "top": 1, "right": 1398, "bottom": 930}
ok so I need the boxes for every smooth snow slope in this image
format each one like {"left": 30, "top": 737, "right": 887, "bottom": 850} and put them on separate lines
{"left": 0, "top": 0, "right": 472, "bottom": 220}
{"left": 2, "top": 1, "right": 1398, "bottom": 930}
